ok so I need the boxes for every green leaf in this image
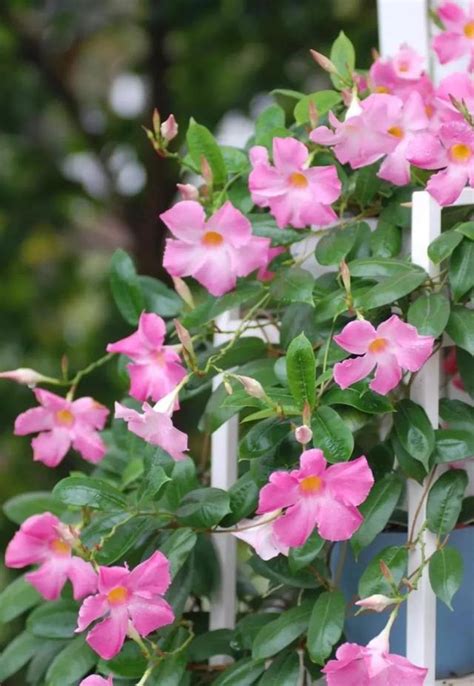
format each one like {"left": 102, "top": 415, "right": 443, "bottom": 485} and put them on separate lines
{"left": 426, "top": 470, "right": 468, "bottom": 537}
{"left": 427, "top": 231, "right": 463, "bottom": 264}
{"left": 53, "top": 476, "right": 127, "bottom": 510}
{"left": 249, "top": 555, "right": 320, "bottom": 589}
{"left": 95, "top": 515, "right": 155, "bottom": 565}
{"left": 255, "top": 105, "right": 286, "bottom": 146}
{"left": 307, "top": 590, "right": 345, "bottom": 664}
{"left": 138, "top": 275, "right": 182, "bottom": 317}
{"left": 459, "top": 495, "right": 474, "bottom": 526}
{"left": 3, "top": 490, "right": 64, "bottom": 524}
{"left": 240, "top": 417, "right": 291, "bottom": 460}
{"left": 234, "top": 614, "right": 280, "bottom": 652}
{"left": 270, "top": 267, "right": 314, "bottom": 306}
{"left": 188, "top": 629, "right": 233, "bottom": 662}
{"left": 27, "top": 600, "right": 78, "bottom": 639}
{"left": 455, "top": 221, "right": 474, "bottom": 240}
{"left": 45, "top": 636, "right": 96, "bottom": 686}
{"left": 446, "top": 306, "right": 474, "bottom": 355}
{"left": 109, "top": 249, "right": 145, "bottom": 325}
{"left": 449, "top": 239, "right": 474, "bottom": 301}
{"left": 315, "top": 223, "right": 358, "bottom": 266}
{"left": 250, "top": 214, "right": 302, "bottom": 246}
{"left": 177, "top": 487, "right": 231, "bottom": 527}
{"left": 348, "top": 258, "right": 420, "bottom": 278}
{"left": 456, "top": 347, "right": 474, "bottom": 398}
{"left": 393, "top": 399, "right": 435, "bottom": 470}
{"left": 221, "top": 472, "right": 259, "bottom": 526}
{"left": 252, "top": 602, "right": 312, "bottom": 659}
{"left": 354, "top": 166, "right": 381, "bottom": 206}
{"left": 391, "top": 433, "right": 427, "bottom": 483}
{"left": 311, "top": 406, "right": 354, "bottom": 463}
{"left": 293, "top": 90, "right": 342, "bottom": 125}
{"left": 213, "top": 657, "right": 265, "bottom": 686}
{"left": 289, "top": 531, "right": 325, "bottom": 572}
{"left": 435, "top": 428, "right": 474, "bottom": 462}
{"left": 286, "top": 333, "right": 316, "bottom": 409}
{"left": 358, "top": 546, "right": 408, "bottom": 598}
{"left": 408, "top": 292, "right": 450, "bottom": 337}
{"left": 0, "top": 575, "right": 41, "bottom": 624}
{"left": 330, "top": 31, "right": 356, "bottom": 89}
{"left": 322, "top": 385, "right": 393, "bottom": 414}
{"left": 186, "top": 118, "right": 227, "bottom": 186}
{"left": 0, "top": 631, "right": 44, "bottom": 681}
{"left": 370, "top": 222, "right": 401, "bottom": 258}
{"left": 355, "top": 268, "right": 426, "bottom": 309}
{"left": 160, "top": 528, "right": 197, "bottom": 577}
{"left": 429, "top": 547, "right": 463, "bottom": 609}
{"left": 98, "top": 641, "right": 146, "bottom": 677}
{"left": 150, "top": 650, "right": 187, "bottom": 686}
{"left": 221, "top": 146, "right": 250, "bottom": 174}
{"left": 439, "top": 398, "right": 474, "bottom": 428}
{"left": 351, "top": 474, "right": 403, "bottom": 556}
{"left": 182, "top": 282, "right": 263, "bottom": 329}
{"left": 259, "top": 652, "right": 300, "bottom": 685}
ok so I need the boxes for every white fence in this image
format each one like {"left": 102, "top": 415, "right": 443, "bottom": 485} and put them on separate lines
{"left": 209, "top": 2, "right": 473, "bottom": 684}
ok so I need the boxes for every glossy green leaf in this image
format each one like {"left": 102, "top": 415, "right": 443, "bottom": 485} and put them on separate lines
{"left": 351, "top": 474, "right": 403, "bottom": 556}
{"left": 188, "top": 629, "right": 233, "bottom": 662}
{"left": 446, "top": 306, "right": 474, "bottom": 355}
{"left": 449, "top": 239, "right": 474, "bottom": 301}
{"left": 98, "top": 641, "right": 146, "bottom": 677}
{"left": 250, "top": 214, "right": 302, "bottom": 246}
{"left": 348, "top": 258, "right": 421, "bottom": 278}
{"left": 53, "top": 476, "right": 127, "bottom": 510}
{"left": 160, "top": 528, "right": 197, "bottom": 578}
{"left": 3, "top": 491, "right": 64, "bottom": 524}
{"left": 311, "top": 406, "right": 354, "bottom": 463}
{"left": 221, "top": 472, "right": 259, "bottom": 526}
{"left": 286, "top": 333, "right": 316, "bottom": 409}
{"left": 408, "top": 292, "right": 450, "bottom": 337}
{"left": 391, "top": 433, "right": 427, "bottom": 483}
{"left": 0, "top": 631, "right": 44, "bottom": 681}
{"left": 427, "top": 231, "right": 463, "bottom": 264}
{"left": 307, "top": 590, "right": 345, "bottom": 664}
{"left": 393, "top": 399, "right": 435, "bottom": 470}
{"left": 289, "top": 531, "right": 325, "bottom": 572}
{"left": 182, "top": 282, "right": 264, "bottom": 329}
{"left": 435, "top": 429, "right": 474, "bottom": 464}
{"left": 455, "top": 221, "right": 474, "bottom": 240}
{"left": 249, "top": 555, "right": 320, "bottom": 589}
{"left": 240, "top": 417, "right": 291, "bottom": 460}
{"left": 252, "top": 602, "right": 312, "bottom": 659}
{"left": 427, "top": 470, "right": 468, "bottom": 537}
{"left": 138, "top": 275, "right": 182, "bottom": 317}
{"left": 315, "top": 223, "right": 358, "bottom": 266}
{"left": 456, "top": 347, "right": 474, "bottom": 398}
{"left": 259, "top": 651, "right": 300, "bottom": 685}
{"left": 27, "top": 600, "right": 78, "bottom": 639}
{"left": 370, "top": 222, "right": 401, "bottom": 258}
{"left": 95, "top": 515, "right": 155, "bottom": 565}
{"left": 330, "top": 31, "right": 355, "bottom": 89}
{"left": 429, "top": 547, "right": 463, "bottom": 609}
{"left": 270, "top": 266, "right": 314, "bottom": 306}
{"left": 354, "top": 166, "right": 381, "bottom": 206}
{"left": 177, "top": 487, "right": 231, "bottom": 527}
{"left": 322, "top": 385, "right": 393, "bottom": 414}
{"left": 213, "top": 657, "right": 265, "bottom": 686}
{"left": 294, "top": 90, "right": 342, "bottom": 125}
{"left": 186, "top": 118, "right": 227, "bottom": 186}
{"left": 0, "top": 575, "right": 41, "bottom": 624}
{"left": 45, "top": 636, "right": 96, "bottom": 686}
{"left": 109, "top": 249, "right": 145, "bottom": 325}
{"left": 255, "top": 104, "right": 286, "bottom": 146}
{"left": 355, "top": 268, "right": 426, "bottom": 309}
{"left": 358, "top": 546, "right": 408, "bottom": 598}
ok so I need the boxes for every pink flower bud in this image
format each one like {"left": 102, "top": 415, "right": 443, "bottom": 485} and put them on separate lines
{"left": 152, "top": 108, "right": 161, "bottom": 135}
{"left": 295, "top": 425, "right": 313, "bottom": 445}
{"left": 200, "top": 156, "right": 213, "bottom": 187}
{"left": 174, "top": 319, "right": 194, "bottom": 358}
{"left": 0, "top": 368, "right": 51, "bottom": 386}
{"left": 355, "top": 594, "right": 396, "bottom": 613}
{"left": 177, "top": 183, "right": 199, "bottom": 201}
{"left": 172, "top": 276, "right": 194, "bottom": 308}
{"left": 310, "top": 49, "right": 338, "bottom": 74}
{"left": 236, "top": 375, "right": 266, "bottom": 400}
{"left": 160, "top": 114, "right": 178, "bottom": 142}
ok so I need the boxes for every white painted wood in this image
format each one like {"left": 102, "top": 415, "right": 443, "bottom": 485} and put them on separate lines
{"left": 377, "top": 0, "right": 430, "bottom": 62}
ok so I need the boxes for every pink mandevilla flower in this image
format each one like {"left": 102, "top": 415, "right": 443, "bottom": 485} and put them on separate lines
{"left": 77, "top": 551, "right": 174, "bottom": 660}
{"left": 435, "top": 73, "right": 474, "bottom": 123}
{"left": 333, "top": 315, "right": 434, "bottom": 395}
{"left": 433, "top": 2, "right": 474, "bottom": 72}
{"left": 14, "top": 389, "right": 109, "bottom": 468}
{"left": 257, "top": 449, "right": 374, "bottom": 546}
{"left": 248, "top": 137, "right": 341, "bottom": 228}
{"left": 322, "top": 624, "right": 428, "bottom": 685}
{"left": 232, "top": 510, "right": 289, "bottom": 560}
{"left": 161, "top": 200, "right": 270, "bottom": 296}
{"left": 368, "top": 44, "right": 434, "bottom": 103}
{"left": 107, "top": 312, "right": 186, "bottom": 403}
{"left": 114, "top": 398, "right": 188, "bottom": 462}
{"left": 5, "top": 512, "right": 97, "bottom": 600}
{"left": 407, "top": 120, "right": 474, "bottom": 205}
{"left": 80, "top": 677, "right": 113, "bottom": 686}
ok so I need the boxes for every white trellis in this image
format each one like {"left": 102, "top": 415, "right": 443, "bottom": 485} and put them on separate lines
{"left": 209, "top": 2, "right": 473, "bottom": 683}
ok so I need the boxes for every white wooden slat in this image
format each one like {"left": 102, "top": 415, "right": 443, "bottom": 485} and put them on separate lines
{"left": 377, "top": 0, "right": 430, "bottom": 62}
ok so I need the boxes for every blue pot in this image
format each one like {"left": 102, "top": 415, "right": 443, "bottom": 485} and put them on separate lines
{"left": 333, "top": 527, "right": 474, "bottom": 679}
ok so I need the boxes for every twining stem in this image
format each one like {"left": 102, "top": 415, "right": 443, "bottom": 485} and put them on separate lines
{"left": 407, "top": 467, "right": 437, "bottom": 546}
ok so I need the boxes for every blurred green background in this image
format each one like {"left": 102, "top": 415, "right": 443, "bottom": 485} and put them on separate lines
{"left": 0, "top": 0, "right": 377, "bottom": 666}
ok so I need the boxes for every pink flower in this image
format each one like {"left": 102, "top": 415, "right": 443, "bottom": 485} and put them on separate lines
{"left": 5, "top": 513, "right": 97, "bottom": 601}
{"left": 435, "top": 73, "right": 474, "bottom": 122}
{"left": 161, "top": 201, "right": 270, "bottom": 296}
{"left": 322, "top": 625, "right": 427, "bottom": 685}
{"left": 433, "top": 2, "right": 474, "bottom": 71}
{"left": 355, "top": 594, "right": 397, "bottom": 613}
{"left": 248, "top": 138, "right": 341, "bottom": 228}
{"left": 0, "top": 368, "right": 51, "bottom": 386}
{"left": 80, "top": 677, "right": 113, "bottom": 686}
{"left": 14, "top": 389, "right": 109, "bottom": 468}
{"left": 77, "top": 551, "right": 174, "bottom": 660}
{"left": 369, "top": 45, "right": 434, "bottom": 103}
{"left": 114, "top": 398, "right": 188, "bottom": 462}
{"left": 256, "top": 449, "right": 374, "bottom": 545}
{"left": 407, "top": 120, "right": 474, "bottom": 205}
{"left": 107, "top": 312, "right": 186, "bottom": 403}
{"left": 232, "top": 511, "right": 289, "bottom": 560}
{"left": 333, "top": 315, "right": 434, "bottom": 395}
{"left": 160, "top": 114, "right": 178, "bottom": 142}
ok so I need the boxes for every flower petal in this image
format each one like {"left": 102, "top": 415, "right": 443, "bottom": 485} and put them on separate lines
{"left": 31, "top": 429, "right": 72, "bottom": 467}
{"left": 160, "top": 201, "right": 206, "bottom": 241}
{"left": 334, "top": 320, "right": 377, "bottom": 354}
{"left": 77, "top": 594, "right": 109, "bottom": 632}
{"left": 86, "top": 609, "right": 128, "bottom": 660}
{"left": 14, "top": 407, "right": 53, "bottom": 435}
{"left": 273, "top": 499, "right": 319, "bottom": 547}
{"left": 26, "top": 559, "right": 69, "bottom": 600}
{"left": 257, "top": 472, "right": 299, "bottom": 513}
{"left": 127, "top": 551, "right": 171, "bottom": 595}
{"left": 127, "top": 596, "right": 174, "bottom": 636}
{"left": 324, "top": 456, "right": 374, "bottom": 507}
{"left": 333, "top": 355, "right": 376, "bottom": 390}
{"left": 67, "top": 557, "right": 98, "bottom": 600}
{"left": 370, "top": 354, "right": 402, "bottom": 395}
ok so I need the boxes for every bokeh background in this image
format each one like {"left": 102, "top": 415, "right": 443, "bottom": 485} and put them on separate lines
{"left": 0, "top": 0, "right": 378, "bottom": 669}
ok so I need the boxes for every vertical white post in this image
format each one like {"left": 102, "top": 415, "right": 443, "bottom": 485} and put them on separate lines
{"left": 408, "top": 191, "right": 440, "bottom": 684}
{"left": 376, "top": 0, "right": 430, "bottom": 61}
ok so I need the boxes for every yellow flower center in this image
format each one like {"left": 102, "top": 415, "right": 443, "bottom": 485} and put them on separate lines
{"left": 289, "top": 172, "right": 309, "bottom": 189}
{"left": 425, "top": 104, "right": 434, "bottom": 118}
{"left": 450, "top": 143, "right": 472, "bottom": 163}
{"left": 50, "top": 538, "right": 71, "bottom": 556}
{"left": 387, "top": 126, "right": 404, "bottom": 138}
{"left": 368, "top": 337, "right": 389, "bottom": 354}
{"left": 202, "top": 231, "right": 224, "bottom": 247}
{"left": 464, "top": 21, "right": 474, "bottom": 39}
{"left": 55, "top": 409, "right": 75, "bottom": 427}
{"left": 107, "top": 586, "right": 129, "bottom": 606}
{"left": 375, "top": 85, "right": 391, "bottom": 94}
{"left": 299, "top": 475, "right": 323, "bottom": 494}
{"left": 398, "top": 61, "right": 409, "bottom": 73}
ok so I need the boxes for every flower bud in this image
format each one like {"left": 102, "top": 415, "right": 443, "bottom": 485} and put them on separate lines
{"left": 310, "top": 49, "right": 338, "bottom": 74}
{"left": 235, "top": 375, "right": 266, "bottom": 400}
{"left": 160, "top": 114, "right": 178, "bottom": 142}
{"left": 172, "top": 276, "right": 194, "bottom": 309}
{"left": 174, "top": 319, "right": 194, "bottom": 359}
{"left": 295, "top": 425, "right": 313, "bottom": 445}
{"left": 152, "top": 108, "right": 161, "bottom": 135}
{"left": 340, "top": 260, "right": 351, "bottom": 294}
{"left": 355, "top": 594, "right": 396, "bottom": 613}
{"left": 200, "top": 156, "right": 213, "bottom": 187}
{"left": 177, "top": 183, "right": 199, "bottom": 201}
{"left": 0, "top": 368, "right": 51, "bottom": 387}
{"left": 308, "top": 100, "right": 318, "bottom": 129}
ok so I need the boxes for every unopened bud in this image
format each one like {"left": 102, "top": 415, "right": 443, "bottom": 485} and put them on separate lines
{"left": 310, "top": 49, "right": 338, "bottom": 74}
{"left": 0, "top": 368, "right": 51, "bottom": 387}
{"left": 160, "top": 114, "right": 178, "bottom": 143}
{"left": 295, "top": 425, "right": 313, "bottom": 445}
{"left": 174, "top": 319, "right": 194, "bottom": 359}
{"left": 152, "top": 108, "right": 161, "bottom": 135}
{"left": 235, "top": 375, "right": 266, "bottom": 400}
{"left": 355, "top": 594, "right": 396, "bottom": 613}
{"left": 200, "top": 156, "right": 213, "bottom": 188}
{"left": 308, "top": 100, "right": 319, "bottom": 129}
{"left": 177, "top": 183, "right": 199, "bottom": 201}
{"left": 172, "top": 276, "right": 194, "bottom": 309}
{"left": 340, "top": 260, "right": 351, "bottom": 294}
{"left": 379, "top": 559, "right": 392, "bottom": 581}
{"left": 224, "top": 380, "right": 233, "bottom": 395}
